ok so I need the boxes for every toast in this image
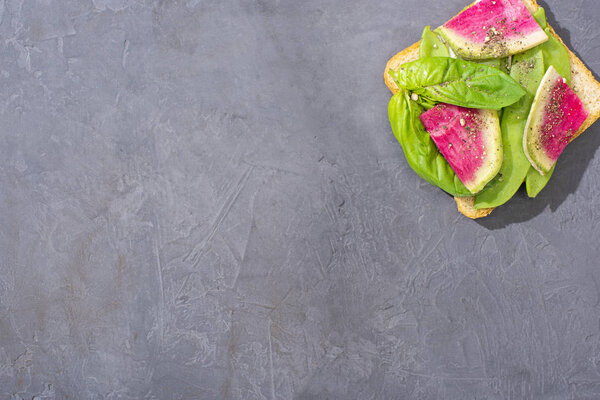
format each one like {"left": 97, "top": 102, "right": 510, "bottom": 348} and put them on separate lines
{"left": 384, "top": 0, "right": 600, "bottom": 219}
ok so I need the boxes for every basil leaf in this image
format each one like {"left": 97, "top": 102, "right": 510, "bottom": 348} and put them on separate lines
{"left": 389, "top": 91, "right": 472, "bottom": 197}
{"left": 390, "top": 57, "right": 526, "bottom": 110}
{"left": 541, "top": 34, "right": 571, "bottom": 84}
{"left": 475, "top": 48, "right": 544, "bottom": 209}
{"left": 533, "top": 7, "right": 570, "bottom": 82}
{"left": 415, "top": 95, "right": 437, "bottom": 110}
{"left": 477, "top": 58, "right": 502, "bottom": 70}
{"left": 476, "top": 57, "right": 510, "bottom": 77}
{"left": 499, "top": 57, "right": 511, "bottom": 75}
{"left": 419, "top": 26, "right": 449, "bottom": 58}
{"left": 526, "top": 165, "right": 555, "bottom": 197}
{"left": 525, "top": 7, "right": 570, "bottom": 197}
{"left": 532, "top": 8, "right": 547, "bottom": 29}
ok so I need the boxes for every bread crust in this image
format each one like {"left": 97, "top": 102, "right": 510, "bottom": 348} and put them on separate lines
{"left": 384, "top": 0, "right": 600, "bottom": 219}
{"left": 384, "top": 41, "right": 419, "bottom": 94}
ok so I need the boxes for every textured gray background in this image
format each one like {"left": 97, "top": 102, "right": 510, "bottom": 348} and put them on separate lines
{"left": 1, "top": 0, "right": 600, "bottom": 398}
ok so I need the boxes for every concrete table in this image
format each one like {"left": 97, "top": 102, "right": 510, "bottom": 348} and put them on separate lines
{"left": 1, "top": 0, "right": 600, "bottom": 398}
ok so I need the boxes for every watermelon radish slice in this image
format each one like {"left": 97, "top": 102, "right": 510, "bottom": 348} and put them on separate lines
{"left": 420, "top": 104, "right": 503, "bottom": 193}
{"left": 436, "top": 0, "right": 548, "bottom": 60}
{"left": 523, "top": 66, "right": 589, "bottom": 174}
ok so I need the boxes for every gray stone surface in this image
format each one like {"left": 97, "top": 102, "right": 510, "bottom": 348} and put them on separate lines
{"left": 1, "top": 0, "right": 600, "bottom": 398}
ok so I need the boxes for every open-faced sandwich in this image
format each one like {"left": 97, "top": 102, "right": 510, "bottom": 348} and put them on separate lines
{"left": 384, "top": 0, "right": 600, "bottom": 219}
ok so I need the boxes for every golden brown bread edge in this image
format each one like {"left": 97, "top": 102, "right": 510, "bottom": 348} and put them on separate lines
{"left": 383, "top": 0, "right": 600, "bottom": 219}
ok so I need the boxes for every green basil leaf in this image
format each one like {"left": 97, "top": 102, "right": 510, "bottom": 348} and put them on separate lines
{"left": 389, "top": 91, "right": 472, "bottom": 197}
{"left": 526, "top": 165, "right": 555, "bottom": 197}
{"left": 415, "top": 95, "right": 437, "bottom": 110}
{"left": 532, "top": 8, "right": 547, "bottom": 29}
{"left": 390, "top": 57, "right": 526, "bottom": 110}
{"left": 475, "top": 48, "right": 544, "bottom": 209}
{"left": 540, "top": 33, "right": 571, "bottom": 84}
{"left": 532, "top": 7, "right": 570, "bottom": 82}
{"left": 525, "top": 6, "right": 570, "bottom": 197}
{"left": 498, "top": 57, "right": 511, "bottom": 75}
{"left": 419, "top": 26, "right": 449, "bottom": 58}
{"left": 477, "top": 58, "right": 502, "bottom": 70}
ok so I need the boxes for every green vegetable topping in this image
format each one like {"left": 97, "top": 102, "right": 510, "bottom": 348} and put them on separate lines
{"left": 389, "top": 57, "right": 526, "bottom": 110}
{"left": 526, "top": 165, "right": 555, "bottom": 198}
{"left": 419, "top": 26, "right": 449, "bottom": 58}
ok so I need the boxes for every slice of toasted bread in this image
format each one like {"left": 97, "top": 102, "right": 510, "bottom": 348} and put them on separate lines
{"left": 384, "top": 0, "right": 600, "bottom": 219}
